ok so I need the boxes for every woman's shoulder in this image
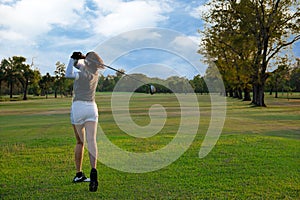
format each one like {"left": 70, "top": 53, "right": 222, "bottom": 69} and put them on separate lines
{"left": 76, "top": 60, "right": 85, "bottom": 69}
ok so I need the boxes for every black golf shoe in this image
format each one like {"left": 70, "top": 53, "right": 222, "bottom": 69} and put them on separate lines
{"left": 89, "top": 168, "right": 98, "bottom": 192}
{"left": 73, "top": 172, "right": 90, "bottom": 183}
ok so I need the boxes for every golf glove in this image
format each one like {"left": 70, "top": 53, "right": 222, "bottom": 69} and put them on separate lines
{"left": 71, "top": 52, "right": 86, "bottom": 60}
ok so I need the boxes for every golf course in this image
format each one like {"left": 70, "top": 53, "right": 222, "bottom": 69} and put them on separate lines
{"left": 0, "top": 93, "right": 299, "bottom": 199}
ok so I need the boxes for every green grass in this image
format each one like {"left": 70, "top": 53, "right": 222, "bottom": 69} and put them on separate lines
{"left": 0, "top": 93, "right": 299, "bottom": 199}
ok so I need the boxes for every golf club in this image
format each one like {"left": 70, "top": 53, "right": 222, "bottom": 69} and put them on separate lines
{"left": 86, "top": 57, "right": 156, "bottom": 95}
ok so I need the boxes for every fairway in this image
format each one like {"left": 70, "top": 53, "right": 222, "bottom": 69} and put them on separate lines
{"left": 0, "top": 93, "right": 299, "bottom": 199}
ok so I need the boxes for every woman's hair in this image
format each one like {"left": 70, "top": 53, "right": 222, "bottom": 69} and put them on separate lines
{"left": 85, "top": 52, "right": 105, "bottom": 72}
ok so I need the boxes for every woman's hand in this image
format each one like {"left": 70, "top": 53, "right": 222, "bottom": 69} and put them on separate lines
{"left": 71, "top": 52, "right": 86, "bottom": 60}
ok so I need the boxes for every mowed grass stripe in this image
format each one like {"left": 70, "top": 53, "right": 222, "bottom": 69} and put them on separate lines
{"left": 0, "top": 93, "right": 299, "bottom": 199}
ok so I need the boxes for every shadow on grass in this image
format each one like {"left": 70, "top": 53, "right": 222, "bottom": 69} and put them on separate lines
{"left": 262, "top": 130, "right": 300, "bottom": 140}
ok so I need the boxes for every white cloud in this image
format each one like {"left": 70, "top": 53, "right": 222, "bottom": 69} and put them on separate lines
{"left": 172, "top": 36, "right": 197, "bottom": 49}
{"left": 0, "top": 0, "right": 211, "bottom": 77}
{"left": 94, "top": 0, "right": 121, "bottom": 13}
{"left": 188, "top": 35, "right": 201, "bottom": 45}
{"left": 0, "top": 29, "right": 25, "bottom": 40}
{"left": 120, "top": 29, "right": 162, "bottom": 42}
{"left": 0, "top": 0, "right": 85, "bottom": 41}
{"left": 190, "top": 2, "right": 212, "bottom": 20}
{"left": 93, "top": 28, "right": 206, "bottom": 79}
{"left": 170, "top": 35, "right": 200, "bottom": 59}
{"left": 0, "top": 0, "right": 87, "bottom": 74}
{"left": 0, "top": 0, "right": 172, "bottom": 44}
{"left": 0, "top": 0, "right": 15, "bottom": 4}
{"left": 91, "top": 0, "right": 171, "bottom": 37}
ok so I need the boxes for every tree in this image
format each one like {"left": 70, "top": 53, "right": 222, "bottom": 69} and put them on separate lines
{"left": 190, "top": 75, "right": 208, "bottom": 94}
{"left": 241, "top": 0, "right": 299, "bottom": 106}
{"left": 165, "top": 76, "right": 192, "bottom": 93}
{"left": 114, "top": 70, "right": 125, "bottom": 84}
{"left": 39, "top": 73, "right": 53, "bottom": 98}
{"left": 269, "top": 64, "right": 290, "bottom": 98}
{"left": 290, "top": 58, "right": 300, "bottom": 92}
{"left": 0, "top": 56, "right": 41, "bottom": 99}
{"left": 102, "top": 75, "right": 115, "bottom": 92}
{"left": 97, "top": 74, "right": 105, "bottom": 92}
{"left": 17, "top": 61, "right": 36, "bottom": 100}
{"left": 200, "top": 0, "right": 300, "bottom": 106}
{"left": 200, "top": 0, "right": 255, "bottom": 100}
{"left": 204, "top": 62, "right": 225, "bottom": 94}
{"left": 0, "top": 59, "right": 7, "bottom": 96}
{"left": 54, "top": 61, "right": 66, "bottom": 98}
{"left": 2, "top": 56, "right": 26, "bottom": 98}
{"left": 28, "top": 69, "right": 42, "bottom": 96}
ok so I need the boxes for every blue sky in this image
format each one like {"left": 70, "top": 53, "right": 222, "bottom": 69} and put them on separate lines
{"left": 0, "top": 0, "right": 299, "bottom": 79}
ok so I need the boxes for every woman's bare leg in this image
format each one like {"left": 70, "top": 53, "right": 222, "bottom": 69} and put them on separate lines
{"left": 73, "top": 124, "right": 85, "bottom": 173}
{"left": 84, "top": 121, "right": 98, "bottom": 169}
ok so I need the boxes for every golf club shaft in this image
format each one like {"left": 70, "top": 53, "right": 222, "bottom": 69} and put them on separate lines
{"left": 104, "top": 64, "right": 149, "bottom": 86}
{"left": 85, "top": 56, "right": 155, "bottom": 94}
{"left": 88, "top": 58, "right": 150, "bottom": 86}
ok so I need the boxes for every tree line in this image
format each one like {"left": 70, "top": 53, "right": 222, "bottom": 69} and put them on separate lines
{"left": 0, "top": 56, "right": 209, "bottom": 99}
{"left": 0, "top": 57, "right": 72, "bottom": 100}
{"left": 0, "top": 55, "right": 299, "bottom": 100}
{"left": 200, "top": 0, "right": 300, "bottom": 106}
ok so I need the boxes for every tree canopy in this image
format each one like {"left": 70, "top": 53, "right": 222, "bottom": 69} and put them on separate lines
{"left": 200, "top": 0, "right": 300, "bottom": 106}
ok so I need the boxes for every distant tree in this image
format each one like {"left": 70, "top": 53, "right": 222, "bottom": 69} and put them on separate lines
{"left": 290, "top": 58, "right": 300, "bottom": 92}
{"left": 40, "top": 73, "right": 53, "bottom": 99}
{"left": 2, "top": 56, "right": 26, "bottom": 98}
{"left": 65, "top": 78, "right": 74, "bottom": 97}
{"left": 28, "top": 70, "right": 42, "bottom": 96}
{"left": 54, "top": 61, "right": 66, "bottom": 98}
{"left": 270, "top": 64, "right": 290, "bottom": 98}
{"left": 97, "top": 74, "right": 105, "bottom": 92}
{"left": 190, "top": 75, "right": 208, "bottom": 94}
{"left": 204, "top": 63, "right": 224, "bottom": 94}
{"left": 0, "top": 59, "right": 7, "bottom": 96}
{"left": 0, "top": 56, "right": 41, "bottom": 98}
{"left": 165, "top": 76, "right": 191, "bottom": 93}
{"left": 114, "top": 70, "right": 125, "bottom": 84}
{"left": 102, "top": 75, "right": 115, "bottom": 92}
{"left": 17, "top": 61, "right": 36, "bottom": 100}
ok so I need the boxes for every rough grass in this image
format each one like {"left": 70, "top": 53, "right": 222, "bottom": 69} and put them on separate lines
{"left": 0, "top": 93, "right": 299, "bottom": 199}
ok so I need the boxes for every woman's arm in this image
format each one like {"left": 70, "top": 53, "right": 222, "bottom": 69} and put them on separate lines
{"left": 65, "top": 58, "right": 80, "bottom": 80}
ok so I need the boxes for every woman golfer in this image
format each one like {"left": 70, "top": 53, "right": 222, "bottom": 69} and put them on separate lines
{"left": 66, "top": 51, "right": 104, "bottom": 192}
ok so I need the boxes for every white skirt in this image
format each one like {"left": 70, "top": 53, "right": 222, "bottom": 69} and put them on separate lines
{"left": 71, "top": 101, "right": 98, "bottom": 125}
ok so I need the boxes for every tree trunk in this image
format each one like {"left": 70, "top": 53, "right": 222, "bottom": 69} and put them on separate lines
{"left": 258, "top": 86, "right": 266, "bottom": 107}
{"left": 234, "top": 88, "right": 239, "bottom": 98}
{"left": 275, "top": 80, "right": 278, "bottom": 98}
{"left": 23, "top": 79, "right": 29, "bottom": 100}
{"left": 243, "top": 87, "right": 251, "bottom": 101}
{"left": 229, "top": 89, "right": 234, "bottom": 97}
{"left": 252, "top": 85, "right": 257, "bottom": 105}
{"left": 238, "top": 88, "right": 243, "bottom": 99}
{"left": 252, "top": 84, "right": 266, "bottom": 107}
{"left": 9, "top": 81, "right": 13, "bottom": 99}
{"left": 225, "top": 90, "right": 228, "bottom": 97}
{"left": 41, "top": 88, "right": 45, "bottom": 96}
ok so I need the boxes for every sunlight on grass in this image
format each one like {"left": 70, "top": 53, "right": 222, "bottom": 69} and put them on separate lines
{"left": 0, "top": 93, "right": 299, "bottom": 199}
